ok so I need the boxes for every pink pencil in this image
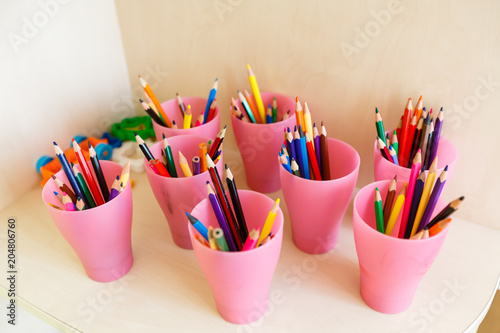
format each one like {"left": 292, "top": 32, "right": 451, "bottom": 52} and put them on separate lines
{"left": 397, "top": 149, "right": 422, "bottom": 238}
{"left": 241, "top": 229, "right": 260, "bottom": 251}
{"left": 61, "top": 191, "right": 76, "bottom": 211}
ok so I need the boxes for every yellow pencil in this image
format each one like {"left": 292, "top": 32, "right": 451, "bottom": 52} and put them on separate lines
{"left": 247, "top": 64, "right": 266, "bottom": 123}
{"left": 411, "top": 157, "right": 438, "bottom": 237}
{"left": 303, "top": 102, "right": 314, "bottom": 148}
{"left": 385, "top": 183, "right": 407, "bottom": 236}
{"left": 183, "top": 104, "right": 192, "bottom": 129}
{"left": 178, "top": 151, "right": 193, "bottom": 177}
{"left": 256, "top": 198, "right": 280, "bottom": 247}
{"left": 208, "top": 226, "right": 218, "bottom": 250}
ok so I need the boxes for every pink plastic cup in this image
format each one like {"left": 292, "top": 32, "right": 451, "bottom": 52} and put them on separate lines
{"left": 145, "top": 135, "right": 223, "bottom": 249}
{"left": 373, "top": 136, "right": 457, "bottom": 190}
{"left": 353, "top": 180, "right": 449, "bottom": 314}
{"left": 280, "top": 138, "right": 360, "bottom": 254}
{"left": 41, "top": 161, "right": 133, "bottom": 282}
{"left": 152, "top": 96, "right": 220, "bottom": 141}
{"left": 232, "top": 92, "right": 296, "bottom": 193}
{"left": 189, "top": 190, "right": 284, "bottom": 324}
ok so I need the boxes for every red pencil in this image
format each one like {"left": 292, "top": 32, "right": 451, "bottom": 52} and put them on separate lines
{"left": 402, "top": 115, "right": 417, "bottom": 167}
{"left": 305, "top": 133, "right": 322, "bottom": 180}
{"left": 377, "top": 137, "right": 391, "bottom": 161}
{"left": 398, "top": 98, "right": 413, "bottom": 164}
{"left": 72, "top": 139, "right": 104, "bottom": 206}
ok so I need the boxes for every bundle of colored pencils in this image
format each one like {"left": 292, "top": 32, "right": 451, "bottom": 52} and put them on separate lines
{"left": 279, "top": 97, "right": 330, "bottom": 180}
{"left": 139, "top": 75, "right": 218, "bottom": 128}
{"left": 49, "top": 141, "right": 130, "bottom": 211}
{"left": 187, "top": 160, "right": 280, "bottom": 252}
{"left": 135, "top": 128, "right": 225, "bottom": 177}
{"left": 375, "top": 96, "right": 444, "bottom": 170}
{"left": 373, "top": 159, "right": 464, "bottom": 239}
{"left": 231, "top": 65, "right": 290, "bottom": 124}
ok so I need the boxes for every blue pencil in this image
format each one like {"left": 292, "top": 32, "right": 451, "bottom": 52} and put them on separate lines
{"left": 286, "top": 127, "right": 297, "bottom": 165}
{"left": 203, "top": 78, "right": 218, "bottom": 123}
{"left": 298, "top": 126, "right": 310, "bottom": 179}
{"left": 238, "top": 90, "right": 256, "bottom": 123}
{"left": 53, "top": 142, "right": 88, "bottom": 208}
{"left": 293, "top": 127, "right": 304, "bottom": 178}
{"left": 186, "top": 212, "right": 209, "bottom": 241}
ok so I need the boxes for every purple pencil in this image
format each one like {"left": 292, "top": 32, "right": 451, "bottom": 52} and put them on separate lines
{"left": 108, "top": 175, "right": 121, "bottom": 200}
{"left": 206, "top": 181, "right": 237, "bottom": 251}
{"left": 313, "top": 123, "right": 322, "bottom": 177}
{"left": 404, "top": 170, "right": 426, "bottom": 239}
{"left": 429, "top": 107, "right": 443, "bottom": 167}
{"left": 417, "top": 166, "right": 448, "bottom": 232}
{"left": 192, "top": 156, "right": 201, "bottom": 175}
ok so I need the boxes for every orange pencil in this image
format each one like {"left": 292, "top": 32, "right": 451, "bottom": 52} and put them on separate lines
{"left": 139, "top": 75, "right": 172, "bottom": 127}
{"left": 429, "top": 218, "right": 452, "bottom": 237}
{"left": 295, "top": 97, "right": 304, "bottom": 129}
{"left": 244, "top": 89, "right": 261, "bottom": 123}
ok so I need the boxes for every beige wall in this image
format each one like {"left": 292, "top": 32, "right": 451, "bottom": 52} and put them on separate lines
{"left": 115, "top": 0, "right": 500, "bottom": 229}
{"left": 1, "top": 0, "right": 499, "bottom": 230}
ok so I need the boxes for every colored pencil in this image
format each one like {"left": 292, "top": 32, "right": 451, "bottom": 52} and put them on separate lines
{"left": 176, "top": 93, "right": 186, "bottom": 117}
{"left": 162, "top": 134, "right": 178, "bottom": 177}
{"left": 425, "top": 196, "right": 464, "bottom": 230}
{"left": 150, "top": 159, "right": 170, "bottom": 177}
{"left": 305, "top": 133, "right": 322, "bottom": 180}
{"left": 135, "top": 133, "right": 154, "bottom": 161}
{"left": 398, "top": 98, "right": 413, "bottom": 165}
{"left": 53, "top": 142, "right": 86, "bottom": 205}
{"left": 52, "top": 175, "right": 77, "bottom": 204}
{"left": 62, "top": 191, "right": 75, "bottom": 211}
{"left": 186, "top": 212, "right": 209, "bottom": 241}
{"left": 242, "top": 229, "right": 260, "bottom": 251}
{"left": 208, "top": 226, "right": 218, "bottom": 250}
{"left": 199, "top": 142, "right": 208, "bottom": 173}
{"left": 195, "top": 234, "right": 209, "bottom": 247}
{"left": 404, "top": 170, "right": 426, "bottom": 239}
{"left": 398, "top": 149, "right": 422, "bottom": 238}
{"left": 385, "top": 183, "right": 407, "bottom": 236}
{"left": 71, "top": 163, "right": 95, "bottom": 208}
{"left": 140, "top": 99, "right": 166, "bottom": 126}
{"left": 256, "top": 198, "right": 280, "bottom": 247}
{"left": 183, "top": 104, "right": 192, "bottom": 129}
{"left": 238, "top": 90, "right": 257, "bottom": 123}
{"left": 391, "top": 129, "right": 399, "bottom": 156}
{"left": 293, "top": 128, "right": 304, "bottom": 177}
{"left": 303, "top": 102, "right": 313, "bottom": 145}
{"left": 377, "top": 137, "right": 390, "bottom": 161}
{"left": 244, "top": 89, "right": 261, "bottom": 123}
{"left": 428, "top": 218, "right": 452, "bottom": 237}
{"left": 139, "top": 75, "right": 172, "bottom": 127}
{"left": 417, "top": 165, "right": 447, "bottom": 232}
{"left": 109, "top": 175, "right": 121, "bottom": 200}
{"left": 192, "top": 156, "right": 201, "bottom": 175}
{"left": 375, "top": 108, "right": 387, "bottom": 145}
{"left": 291, "top": 158, "right": 300, "bottom": 177}
{"left": 225, "top": 164, "right": 249, "bottom": 241}
{"left": 299, "top": 126, "right": 310, "bottom": 179}
{"left": 247, "top": 65, "right": 265, "bottom": 123}
{"left": 320, "top": 122, "right": 331, "bottom": 180}
{"left": 280, "top": 154, "right": 292, "bottom": 173}
{"left": 206, "top": 155, "right": 242, "bottom": 250}
{"left": 213, "top": 228, "right": 229, "bottom": 251}
{"left": 206, "top": 181, "right": 237, "bottom": 252}
{"left": 295, "top": 97, "right": 304, "bottom": 129}
{"left": 119, "top": 161, "right": 130, "bottom": 191}
{"left": 411, "top": 157, "right": 438, "bottom": 236}
{"left": 177, "top": 151, "right": 192, "bottom": 177}
{"left": 374, "top": 188, "right": 385, "bottom": 233}
{"left": 429, "top": 108, "right": 443, "bottom": 168}
{"left": 389, "top": 146, "right": 399, "bottom": 165}
{"left": 207, "top": 99, "right": 218, "bottom": 123}
{"left": 382, "top": 175, "right": 397, "bottom": 227}
{"left": 208, "top": 125, "right": 226, "bottom": 159}
{"left": 202, "top": 78, "right": 218, "bottom": 124}
{"left": 272, "top": 97, "right": 278, "bottom": 123}
{"left": 266, "top": 103, "right": 273, "bottom": 123}
{"left": 72, "top": 139, "right": 104, "bottom": 206}
{"left": 88, "top": 143, "right": 110, "bottom": 202}
{"left": 402, "top": 115, "right": 417, "bottom": 167}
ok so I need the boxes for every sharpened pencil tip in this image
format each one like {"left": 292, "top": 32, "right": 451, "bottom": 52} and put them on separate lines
{"left": 162, "top": 133, "right": 166, "bottom": 139}
{"left": 444, "top": 165, "right": 448, "bottom": 171}
{"left": 225, "top": 164, "right": 228, "bottom": 169}
{"left": 53, "top": 141, "right": 57, "bottom": 145}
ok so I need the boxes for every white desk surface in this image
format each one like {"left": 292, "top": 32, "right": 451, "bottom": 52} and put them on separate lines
{"left": 1, "top": 149, "right": 499, "bottom": 333}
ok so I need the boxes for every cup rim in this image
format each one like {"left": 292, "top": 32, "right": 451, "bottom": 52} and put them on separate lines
{"left": 41, "top": 160, "right": 128, "bottom": 215}
{"left": 232, "top": 91, "right": 297, "bottom": 126}
{"left": 353, "top": 179, "right": 449, "bottom": 243}
{"left": 280, "top": 137, "right": 360, "bottom": 183}
{"left": 189, "top": 189, "right": 284, "bottom": 255}
{"left": 152, "top": 96, "right": 220, "bottom": 130}
{"left": 374, "top": 133, "right": 458, "bottom": 171}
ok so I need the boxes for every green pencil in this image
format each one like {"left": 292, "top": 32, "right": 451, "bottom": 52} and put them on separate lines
{"left": 162, "top": 134, "right": 178, "bottom": 177}
{"left": 375, "top": 187, "right": 385, "bottom": 233}
{"left": 375, "top": 108, "right": 387, "bottom": 145}
{"left": 72, "top": 164, "right": 96, "bottom": 208}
